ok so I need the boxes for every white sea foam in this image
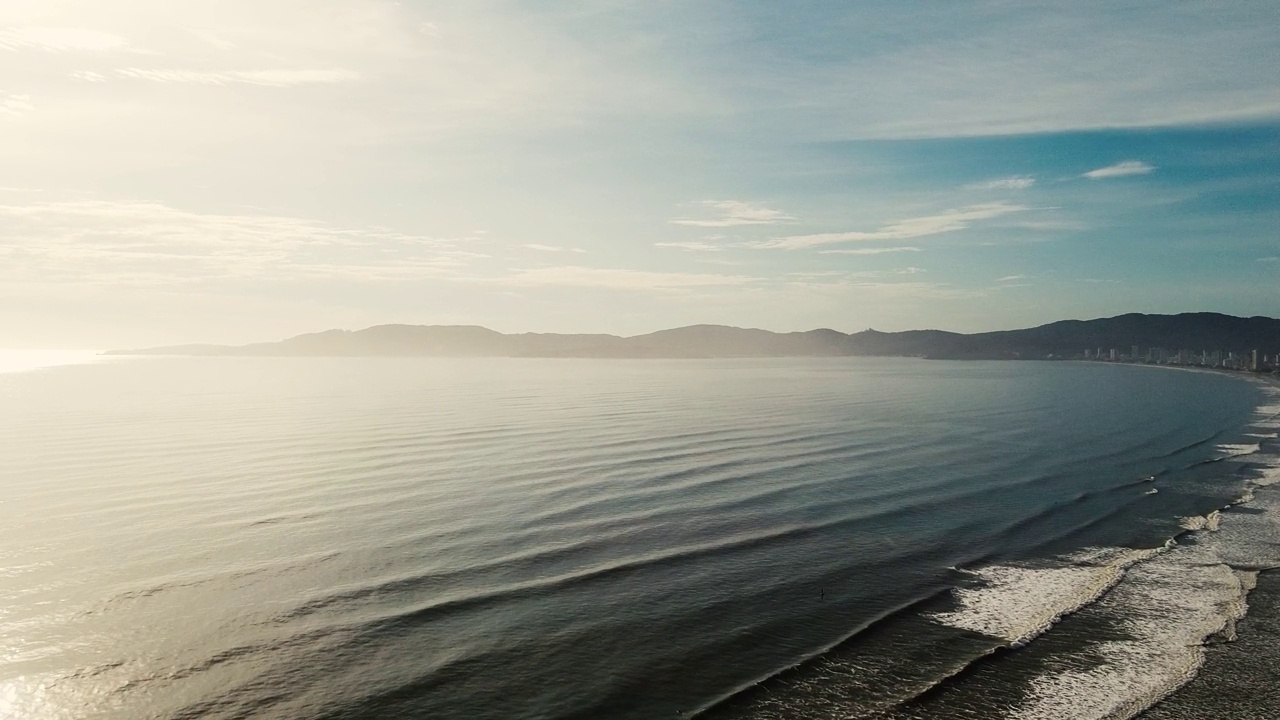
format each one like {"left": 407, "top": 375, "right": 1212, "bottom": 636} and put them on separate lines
{"left": 1251, "top": 398, "right": 1280, "bottom": 429}
{"left": 1253, "top": 465, "right": 1280, "bottom": 487}
{"left": 1214, "top": 443, "right": 1261, "bottom": 458}
{"left": 1006, "top": 447, "right": 1280, "bottom": 720}
{"left": 1007, "top": 549, "right": 1255, "bottom": 720}
{"left": 932, "top": 548, "right": 1157, "bottom": 646}
{"left": 1179, "top": 510, "right": 1221, "bottom": 532}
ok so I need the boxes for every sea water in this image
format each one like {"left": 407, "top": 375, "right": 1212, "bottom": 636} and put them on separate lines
{"left": 1, "top": 357, "right": 1276, "bottom": 719}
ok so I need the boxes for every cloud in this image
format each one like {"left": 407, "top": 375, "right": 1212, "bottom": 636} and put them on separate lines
{"left": 523, "top": 243, "right": 585, "bottom": 253}
{"left": 966, "top": 176, "right": 1036, "bottom": 190}
{"left": 780, "top": 275, "right": 989, "bottom": 300}
{"left": 848, "top": 267, "right": 927, "bottom": 278}
{"left": 0, "top": 92, "right": 33, "bottom": 117}
{"left": 671, "top": 200, "right": 794, "bottom": 227}
{"left": 698, "top": 4, "right": 1280, "bottom": 139}
{"left": 0, "top": 27, "right": 130, "bottom": 53}
{"left": 1082, "top": 160, "right": 1156, "bottom": 179}
{"left": 818, "top": 246, "right": 922, "bottom": 255}
{"left": 655, "top": 241, "right": 724, "bottom": 252}
{"left": 70, "top": 70, "right": 108, "bottom": 83}
{"left": 1259, "top": 256, "right": 1280, "bottom": 263}
{"left": 113, "top": 68, "right": 360, "bottom": 87}
{"left": 997, "top": 275, "right": 1027, "bottom": 282}
{"left": 758, "top": 203, "right": 1026, "bottom": 250}
{"left": 0, "top": 199, "right": 478, "bottom": 287}
{"left": 502, "top": 265, "right": 756, "bottom": 290}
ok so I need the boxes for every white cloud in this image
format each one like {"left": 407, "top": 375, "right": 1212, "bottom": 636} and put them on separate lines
{"left": 818, "top": 246, "right": 922, "bottom": 255}
{"left": 70, "top": 70, "right": 107, "bottom": 82}
{"left": 0, "top": 27, "right": 130, "bottom": 53}
{"left": 523, "top": 243, "right": 585, "bottom": 253}
{"left": 758, "top": 203, "right": 1026, "bottom": 250}
{"left": 837, "top": 267, "right": 927, "bottom": 279}
{"left": 502, "top": 265, "right": 756, "bottom": 290}
{"left": 671, "top": 200, "right": 794, "bottom": 227}
{"left": 0, "top": 92, "right": 33, "bottom": 116}
{"left": 997, "top": 275, "right": 1027, "bottom": 282}
{"left": 1082, "top": 160, "right": 1156, "bottom": 179}
{"left": 655, "top": 241, "right": 723, "bottom": 252}
{"left": 114, "top": 68, "right": 360, "bottom": 87}
{"left": 967, "top": 176, "right": 1035, "bottom": 190}
{"left": 0, "top": 199, "right": 478, "bottom": 287}
{"left": 714, "top": 5, "right": 1280, "bottom": 139}
{"left": 1258, "top": 256, "right": 1280, "bottom": 263}
{"left": 781, "top": 275, "right": 988, "bottom": 300}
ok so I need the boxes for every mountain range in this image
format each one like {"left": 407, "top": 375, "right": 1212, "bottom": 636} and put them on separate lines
{"left": 106, "top": 313, "right": 1280, "bottom": 360}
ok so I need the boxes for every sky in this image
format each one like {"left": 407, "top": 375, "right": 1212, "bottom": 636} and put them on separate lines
{"left": 2, "top": 0, "right": 1278, "bottom": 348}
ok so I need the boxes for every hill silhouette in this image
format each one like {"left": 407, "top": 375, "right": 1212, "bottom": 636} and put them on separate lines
{"left": 106, "top": 313, "right": 1280, "bottom": 360}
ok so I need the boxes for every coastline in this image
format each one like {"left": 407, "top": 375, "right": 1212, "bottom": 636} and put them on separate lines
{"left": 694, "top": 362, "right": 1280, "bottom": 720}
{"left": 1132, "top": 370, "right": 1280, "bottom": 719}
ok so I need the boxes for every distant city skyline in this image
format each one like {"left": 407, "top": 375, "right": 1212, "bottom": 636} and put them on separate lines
{"left": 3, "top": 1, "right": 1279, "bottom": 348}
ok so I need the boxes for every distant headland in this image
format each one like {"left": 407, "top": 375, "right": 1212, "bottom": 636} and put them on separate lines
{"left": 106, "top": 312, "right": 1280, "bottom": 369}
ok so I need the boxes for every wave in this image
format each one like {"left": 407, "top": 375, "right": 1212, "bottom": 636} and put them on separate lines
{"left": 1214, "top": 442, "right": 1262, "bottom": 459}
{"left": 1004, "top": 555, "right": 1256, "bottom": 720}
{"left": 698, "top": 381, "right": 1280, "bottom": 720}
{"left": 1179, "top": 509, "right": 1222, "bottom": 532}
{"left": 931, "top": 546, "right": 1161, "bottom": 647}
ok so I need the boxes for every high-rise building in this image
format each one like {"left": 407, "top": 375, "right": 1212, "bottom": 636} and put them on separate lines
{"left": 1132, "top": 345, "right": 1140, "bottom": 361}
{"left": 1252, "top": 349, "right": 1260, "bottom": 371}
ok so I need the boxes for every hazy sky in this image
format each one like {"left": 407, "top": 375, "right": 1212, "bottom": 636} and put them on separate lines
{"left": 3, "top": 1, "right": 1279, "bottom": 348}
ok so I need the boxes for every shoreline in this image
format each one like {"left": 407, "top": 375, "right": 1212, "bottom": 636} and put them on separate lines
{"left": 695, "top": 362, "right": 1280, "bottom": 720}
{"left": 1133, "top": 373, "right": 1280, "bottom": 719}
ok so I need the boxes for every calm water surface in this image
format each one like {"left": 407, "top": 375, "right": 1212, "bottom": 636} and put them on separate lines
{"left": 1, "top": 357, "right": 1277, "bottom": 719}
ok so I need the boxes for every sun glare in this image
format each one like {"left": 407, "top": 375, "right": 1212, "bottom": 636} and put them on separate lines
{"left": 0, "top": 350, "right": 102, "bottom": 375}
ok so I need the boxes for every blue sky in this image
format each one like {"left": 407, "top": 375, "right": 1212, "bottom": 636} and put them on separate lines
{"left": 1, "top": 0, "right": 1278, "bottom": 347}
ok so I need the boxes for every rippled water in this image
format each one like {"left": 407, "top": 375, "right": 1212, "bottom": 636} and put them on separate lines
{"left": 1, "top": 357, "right": 1276, "bottom": 719}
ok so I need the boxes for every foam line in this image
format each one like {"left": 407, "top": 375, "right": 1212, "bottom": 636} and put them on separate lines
{"left": 932, "top": 547, "right": 1158, "bottom": 647}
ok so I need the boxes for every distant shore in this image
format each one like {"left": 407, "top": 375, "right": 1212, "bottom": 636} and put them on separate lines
{"left": 104, "top": 312, "right": 1280, "bottom": 366}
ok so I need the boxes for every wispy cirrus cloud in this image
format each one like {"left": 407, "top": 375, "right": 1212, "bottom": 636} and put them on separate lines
{"left": 966, "top": 176, "right": 1035, "bottom": 190}
{"left": 502, "top": 265, "right": 756, "bottom": 290}
{"left": 671, "top": 200, "right": 794, "bottom": 228}
{"left": 818, "top": 246, "right": 922, "bottom": 256}
{"left": 70, "top": 70, "right": 108, "bottom": 82}
{"left": 997, "top": 275, "right": 1027, "bottom": 282}
{"left": 112, "top": 67, "right": 360, "bottom": 87}
{"left": 1082, "top": 160, "right": 1155, "bottom": 179}
{"left": 655, "top": 241, "right": 724, "bottom": 252}
{"left": 757, "top": 203, "right": 1026, "bottom": 250}
{"left": 0, "top": 200, "right": 479, "bottom": 287}
{"left": 781, "top": 275, "right": 989, "bottom": 301}
{"left": 523, "top": 243, "right": 585, "bottom": 253}
{"left": 0, "top": 27, "right": 131, "bottom": 53}
{"left": 798, "top": 267, "right": 928, "bottom": 280}
{"left": 0, "top": 92, "right": 33, "bottom": 117}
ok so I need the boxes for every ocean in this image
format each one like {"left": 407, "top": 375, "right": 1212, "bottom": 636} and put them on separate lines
{"left": 1, "top": 356, "right": 1278, "bottom": 719}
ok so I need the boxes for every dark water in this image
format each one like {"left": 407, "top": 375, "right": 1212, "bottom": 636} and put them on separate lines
{"left": 1, "top": 357, "right": 1277, "bottom": 719}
